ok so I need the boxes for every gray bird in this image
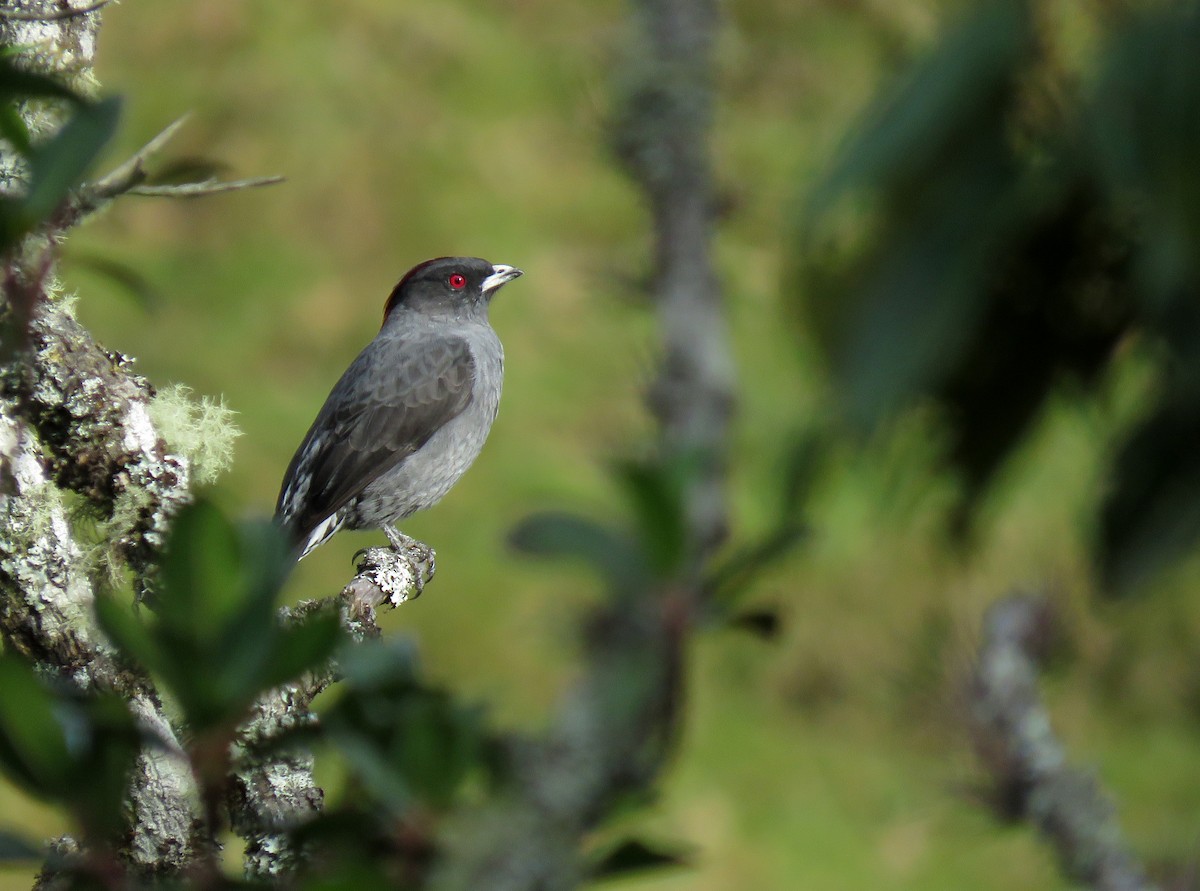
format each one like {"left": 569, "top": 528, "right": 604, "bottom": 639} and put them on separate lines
{"left": 275, "top": 256, "right": 522, "bottom": 559}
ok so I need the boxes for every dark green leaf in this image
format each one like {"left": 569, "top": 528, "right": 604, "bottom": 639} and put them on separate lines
{"left": 589, "top": 837, "right": 691, "bottom": 881}
{"left": 0, "top": 56, "right": 82, "bottom": 106}
{"left": 800, "top": 2, "right": 1036, "bottom": 429}
{"left": 94, "top": 594, "right": 165, "bottom": 674}
{"left": 0, "top": 103, "right": 30, "bottom": 154}
{"left": 614, "top": 457, "right": 690, "bottom": 576}
{"left": 64, "top": 252, "right": 162, "bottom": 311}
{"left": 21, "top": 96, "right": 120, "bottom": 226}
{"left": 0, "top": 657, "right": 72, "bottom": 795}
{"left": 510, "top": 511, "right": 650, "bottom": 597}
{"left": 0, "top": 831, "right": 39, "bottom": 862}
{"left": 1088, "top": 4, "right": 1200, "bottom": 312}
{"left": 259, "top": 612, "right": 341, "bottom": 692}
{"left": 159, "top": 498, "right": 244, "bottom": 640}
{"left": 1098, "top": 385, "right": 1200, "bottom": 597}
{"left": 705, "top": 522, "right": 806, "bottom": 605}
{"left": 729, "top": 609, "right": 782, "bottom": 640}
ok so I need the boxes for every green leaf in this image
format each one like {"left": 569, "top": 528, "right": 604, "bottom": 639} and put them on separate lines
{"left": 94, "top": 593, "right": 165, "bottom": 674}
{"left": 20, "top": 96, "right": 120, "bottom": 226}
{"left": 807, "top": 1, "right": 1030, "bottom": 220}
{"left": 509, "top": 511, "right": 650, "bottom": 597}
{"left": 64, "top": 251, "right": 162, "bottom": 312}
{"left": 0, "top": 56, "right": 83, "bottom": 107}
{"left": 325, "top": 641, "right": 490, "bottom": 812}
{"left": 0, "top": 104, "right": 30, "bottom": 154}
{"left": 0, "top": 831, "right": 39, "bottom": 862}
{"left": 0, "top": 657, "right": 73, "bottom": 795}
{"left": 589, "top": 838, "right": 691, "bottom": 882}
{"left": 799, "top": 1, "right": 1037, "bottom": 429}
{"left": 259, "top": 612, "right": 341, "bottom": 692}
{"left": 613, "top": 458, "right": 690, "bottom": 577}
{"left": 1098, "top": 386, "right": 1200, "bottom": 597}
{"left": 159, "top": 498, "right": 244, "bottom": 641}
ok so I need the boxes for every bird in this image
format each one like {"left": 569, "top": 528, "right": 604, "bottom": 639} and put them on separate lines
{"left": 275, "top": 256, "right": 522, "bottom": 560}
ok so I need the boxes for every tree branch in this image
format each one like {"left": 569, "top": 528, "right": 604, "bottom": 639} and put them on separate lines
{"left": 227, "top": 544, "right": 431, "bottom": 878}
{"left": 970, "top": 594, "right": 1157, "bottom": 891}
{"left": 613, "top": 0, "right": 734, "bottom": 559}
{"left": 70, "top": 114, "right": 284, "bottom": 222}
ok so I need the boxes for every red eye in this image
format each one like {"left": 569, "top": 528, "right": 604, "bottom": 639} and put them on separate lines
{"left": 448, "top": 273, "right": 466, "bottom": 290}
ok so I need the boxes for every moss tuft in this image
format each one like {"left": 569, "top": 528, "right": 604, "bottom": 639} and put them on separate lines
{"left": 149, "top": 384, "right": 241, "bottom": 487}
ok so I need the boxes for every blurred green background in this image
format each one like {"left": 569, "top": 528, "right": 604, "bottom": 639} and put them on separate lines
{"left": 5, "top": 1, "right": 1200, "bottom": 888}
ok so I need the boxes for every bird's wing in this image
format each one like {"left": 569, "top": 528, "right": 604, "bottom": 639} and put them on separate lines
{"left": 276, "top": 332, "right": 476, "bottom": 545}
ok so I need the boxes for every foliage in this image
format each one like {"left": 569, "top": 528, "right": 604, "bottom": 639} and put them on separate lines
{"left": 798, "top": 0, "right": 1200, "bottom": 594}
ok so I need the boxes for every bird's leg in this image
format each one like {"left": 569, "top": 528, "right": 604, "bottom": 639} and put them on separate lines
{"left": 383, "top": 524, "right": 437, "bottom": 589}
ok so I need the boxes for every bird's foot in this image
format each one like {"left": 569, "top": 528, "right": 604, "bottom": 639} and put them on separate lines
{"left": 382, "top": 527, "right": 436, "bottom": 587}
{"left": 349, "top": 533, "right": 436, "bottom": 606}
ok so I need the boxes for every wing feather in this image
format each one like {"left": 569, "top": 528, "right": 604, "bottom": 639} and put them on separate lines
{"left": 275, "top": 332, "right": 476, "bottom": 547}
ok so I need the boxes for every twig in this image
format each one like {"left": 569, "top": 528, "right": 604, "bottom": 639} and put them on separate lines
{"left": 970, "top": 594, "right": 1157, "bottom": 891}
{"left": 71, "top": 115, "right": 283, "bottom": 220}
{"left": 87, "top": 113, "right": 191, "bottom": 199}
{"left": 0, "top": 0, "right": 112, "bottom": 22}
{"left": 128, "top": 175, "right": 285, "bottom": 198}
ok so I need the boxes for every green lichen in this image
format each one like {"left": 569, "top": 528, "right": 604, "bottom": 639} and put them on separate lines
{"left": 149, "top": 384, "right": 241, "bottom": 486}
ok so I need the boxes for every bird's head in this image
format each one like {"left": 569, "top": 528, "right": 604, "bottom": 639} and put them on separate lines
{"left": 382, "top": 257, "right": 522, "bottom": 322}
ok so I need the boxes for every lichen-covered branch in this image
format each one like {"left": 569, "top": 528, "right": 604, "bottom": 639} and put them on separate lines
{"left": 970, "top": 594, "right": 1156, "bottom": 891}
{"left": 0, "top": 1, "right": 207, "bottom": 877}
{"left": 0, "top": 407, "right": 203, "bottom": 876}
{"left": 228, "top": 545, "right": 430, "bottom": 878}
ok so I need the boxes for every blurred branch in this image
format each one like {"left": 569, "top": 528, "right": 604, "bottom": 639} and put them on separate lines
{"left": 433, "top": 1, "right": 729, "bottom": 885}
{"left": 612, "top": 0, "right": 734, "bottom": 560}
{"left": 969, "top": 594, "right": 1157, "bottom": 891}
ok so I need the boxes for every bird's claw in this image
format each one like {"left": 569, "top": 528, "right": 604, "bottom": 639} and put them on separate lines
{"left": 350, "top": 538, "right": 436, "bottom": 606}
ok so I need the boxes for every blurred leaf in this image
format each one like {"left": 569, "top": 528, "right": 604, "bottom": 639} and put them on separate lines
{"left": 0, "top": 656, "right": 73, "bottom": 795}
{"left": 105, "top": 500, "right": 300, "bottom": 730}
{"left": 159, "top": 498, "right": 244, "bottom": 641}
{"left": 800, "top": 1, "right": 1036, "bottom": 429}
{"left": 729, "top": 608, "right": 782, "bottom": 640}
{"left": 325, "top": 640, "right": 491, "bottom": 812}
{"left": 144, "top": 156, "right": 230, "bottom": 186}
{"left": 20, "top": 96, "right": 120, "bottom": 227}
{"left": 510, "top": 511, "right": 650, "bottom": 597}
{"left": 1089, "top": 4, "right": 1200, "bottom": 315}
{"left": 0, "top": 103, "right": 30, "bottom": 154}
{"left": 65, "top": 251, "right": 162, "bottom": 311}
{"left": 613, "top": 457, "right": 690, "bottom": 577}
{"left": 808, "top": 0, "right": 1030, "bottom": 220}
{"left": 706, "top": 523, "right": 806, "bottom": 606}
{"left": 589, "top": 837, "right": 691, "bottom": 882}
{"left": 1098, "top": 384, "right": 1200, "bottom": 597}
{"left": 0, "top": 831, "right": 39, "bottom": 862}
{"left": 0, "top": 56, "right": 83, "bottom": 106}
{"left": 0, "top": 658, "right": 138, "bottom": 841}
{"left": 259, "top": 611, "right": 341, "bottom": 692}
{"left": 94, "top": 594, "right": 165, "bottom": 675}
